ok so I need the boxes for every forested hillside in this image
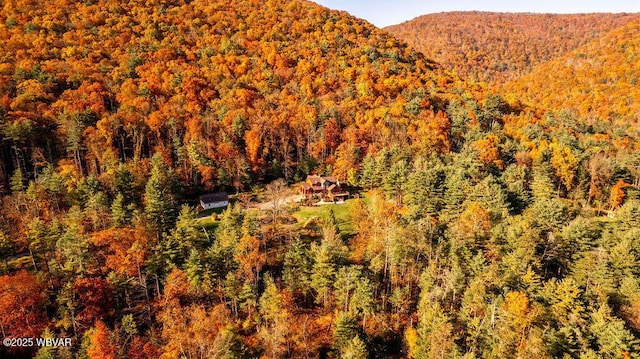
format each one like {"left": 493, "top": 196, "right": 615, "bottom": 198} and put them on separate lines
{"left": 386, "top": 12, "right": 640, "bottom": 83}
{"left": 0, "top": 0, "right": 456, "bottom": 192}
{"left": 1, "top": 0, "right": 640, "bottom": 358}
{"left": 502, "top": 20, "right": 640, "bottom": 123}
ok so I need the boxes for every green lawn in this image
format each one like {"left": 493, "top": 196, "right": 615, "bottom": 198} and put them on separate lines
{"left": 292, "top": 198, "right": 362, "bottom": 236}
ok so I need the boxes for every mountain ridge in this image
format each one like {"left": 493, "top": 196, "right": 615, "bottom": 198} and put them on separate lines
{"left": 385, "top": 12, "right": 640, "bottom": 84}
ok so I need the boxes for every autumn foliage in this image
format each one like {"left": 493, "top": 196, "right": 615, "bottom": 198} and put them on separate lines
{"left": 386, "top": 12, "right": 640, "bottom": 84}
{"left": 1, "top": 0, "right": 640, "bottom": 358}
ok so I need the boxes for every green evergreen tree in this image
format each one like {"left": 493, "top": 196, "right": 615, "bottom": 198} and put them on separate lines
{"left": 611, "top": 199, "right": 640, "bottom": 233}
{"left": 224, "top": 272, "right": 241, "bottom": 317}
{"left": 414, "top": 270, "right": 460, "bottom": 358}
{"left": 57, "top": 206, "right": 90, "bottom": 274}
{"left": 359, "top": 154, "right": 377, "bottom": 190}
{"left": 283, "top": 239, "right": 312, "bottom": 295}
{"left": 590, "top": 304, "right": 638, "bottom": 358}
{"left": 403, "top": 165, "right": 445, "bottom": 218}
{"left": 500, "top": 163, "right": 531, "bottom": 213}
{"left": 203, "top": 241, "right": 237, "bottom": 283}
{"left": 184, "top": 248, "right": 204, "bottom": 288}
{"left": 561, "top": 217, "right": 599, "bottom": 261}
{"left": 171, "top": 205, "right": 207, "bottom": 248}
{"left": 10, "top": 167, "right": 25, "bottom": 193}
{"left": 0, "top": 230, "right": 13, "bottom": 273}
{"left": 333, "top": 312, "right": 360, "bottom": 350}
{"left": 570, "top": 248, "right": 614, "bottom": 304}
{"left": 144, "top": 154, "right": 177, "bottom": 237}
{"left": 110, "top": 192, "right": 129, "bottom": 227}
{"left": 467, "top": 174, "right": 510, "bottom": 221}
{"left": 239, "top": 280, "right": 257, "bottom": 315}
{"left": 326, "top": 208, "right": 340, "bottom": 235}
{"left": 33, "top": 328, "right": 57, "bottom": 359}
{"left": 341, "top": 336, "right": 368, "bottom": 359}
{"left": 531, "top": 165, "right": 556, "bottom": 203}
{"left": 528, "top": 198, "right": 569, "bottom": 232}
{"left": 311, "top": 241, "right": 337, "bottom": 307}
{"left": 40, "top": 164, "right": 66, "bottom": 210}
{"left": 351, "top": 277, "right": 374, "bottom": 330}
{"left": 383, "top": 159, "right": 409, "bottom": 202}
{"left": 85, "top": 191, "right": 109, "bottom": 229}
{"left": 115, "top": 163, "right": 136, "bottom": 200}
{"left": 258, "top": 274, "right": 289, "bottom": 358}
{"left": 215, "top": 204, "right": 244, "bottom": 249}
{"left": 441, "top": 169, "right": 468, "bottom": 222}
{"left": 334, "top": 266, "right": 362, "bottom": 313}
{"left": 372, "top": 150, "right": 391, "bottom": 189}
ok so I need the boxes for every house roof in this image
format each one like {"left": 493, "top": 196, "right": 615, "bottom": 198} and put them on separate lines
{"left": 307, "top": 175, "right": 323, "bottom": 184}
{"left": 307, "top": 175, "right": 338, "bottom": 184}
{"left": 324, "top": 176, "right": 338, "bottom": 184}
{"left": 199, "top": 192, "right": 228, "bottom": 204}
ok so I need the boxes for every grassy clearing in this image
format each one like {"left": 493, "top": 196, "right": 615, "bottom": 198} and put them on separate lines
{"left": 292, "top": 198, "right": 361, "bottom": 236}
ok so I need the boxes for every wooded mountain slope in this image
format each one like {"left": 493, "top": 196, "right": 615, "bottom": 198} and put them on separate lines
{"left": 502, "top": 19, "right": 640, "bottom": 122}
{"left": 2, "top": 1, "right": 640, "bottom": 358}
{"left": 386, "top": 12, "right": 640, "bottom": 84}
{"left": 0, "top": 0, "right": 457, "bottom": 192}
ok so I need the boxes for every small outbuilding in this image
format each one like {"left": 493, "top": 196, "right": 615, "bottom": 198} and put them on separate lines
{"left": 199, "top": 192, "right": 229, "bottom": 210}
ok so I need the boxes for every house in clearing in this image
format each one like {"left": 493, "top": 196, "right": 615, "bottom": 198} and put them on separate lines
{"left": 199, "top": 192, "right": 229, "bottom": 210}
{"left": 300, "top": 175, "right": 349, "bottom": 202}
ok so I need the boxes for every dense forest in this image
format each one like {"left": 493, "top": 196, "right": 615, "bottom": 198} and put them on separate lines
{"left": 502, "top": 20, "right": 640, "bottom": 123}
{"left": 1, "top": 0, "right": 640, "bottom": 358}
{"left": 386, "top": 12, "right": 640, "bottom": 84}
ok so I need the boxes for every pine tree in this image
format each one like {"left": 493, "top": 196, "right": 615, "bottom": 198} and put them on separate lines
{"left": 10, "top": 167, "right": 25, "bottom": 193}
{"left": 326, "top": 208, "right": 340, "bottom": 235}
{"left": 372, "top": 150, "right": 391, "bottom": 189}
{"left": 283, "top": 239, "right": 312, "bottom": 295}
{"left": 144, "top": 154, "right": 177, "bottom": 237}
{"left": 110, "top": 192, "right": 128, "bottom": 228}
{"left": 33, "top": 328, "right": 57, "bottom": 359}
{"left": 350, "top": 277, "right": 374, "bottom": 329}
{"left": 114, "top": 163, "right": 136, "bottom": 200}
{"left": 224, "top": 272, "right": 241, "bottom": 317}
{"left": 341, "top": 336, "right": 368, "bottom": 359}
{"left": 85, "top": 191, "right": 110, "bottom": 229}
{"left": 441, "top": 170, "right": 468, "bottom": 222}
{"left": 239, "top": 281, "right": 257, "bottom": 315}
{"left": 0, "top": 231, "right": 13, "bottom": 273}
{"left": 184, "top": 248, "right": 204, "bottom": 288}
{"left": 57, "top": 206, "right": 90, "bottom": 274}
{"left": 413, "top": 270, "right": 460, "bottom": 358}
{"left": 590, "top": 303, "right": 638, "bottom": 357}
{"left": 171, "top": 205, "right": 207, "bottom": 248}
{"left": 258, "top": 274, "right": 289, "bottom": 358}
{"left": 403, "top": 166, "right": 445, "bottom": 218}
{"left": 334, "top": 266, "right": 362, "bottom": 313}
{"left": 215, "top": 204, "right": 244, "bottom": 249}
{"left": 383, "top": 159, "right": 409, "bottom": 202}
{"left": 333, "top": 312, "right": 360, "bottom": 350}
{"left": 359, "top": 154, "right": 377, "bottom": 190}
{"left": 311, "top": 241, "right": 337, "bottom": 307}
{"left": 500, "top": 163, "right": 531, "bottom": 213}
{"left": 531, "top": 165, "right": 556, "bottom": 203}
{"left": 468, "top": 174, "right": 510, "bottom": 221}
